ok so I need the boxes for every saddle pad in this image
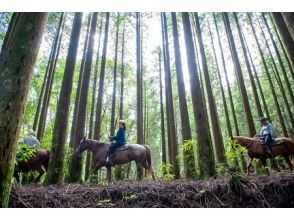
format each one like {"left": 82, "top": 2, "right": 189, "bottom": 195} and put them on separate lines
{"left": 116, "top": 144, "right": 132, "bottom": 151}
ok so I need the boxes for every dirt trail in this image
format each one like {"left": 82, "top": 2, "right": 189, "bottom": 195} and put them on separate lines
{"left": 9, "top": 172, "right": 294, "bottom": 208}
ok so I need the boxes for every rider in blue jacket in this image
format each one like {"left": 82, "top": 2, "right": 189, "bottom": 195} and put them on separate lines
{"left": 257, "top": 116, "right": 276, "bottom": 156}
{"left": 106, "top": 120, "right": 126, "bottom": 165}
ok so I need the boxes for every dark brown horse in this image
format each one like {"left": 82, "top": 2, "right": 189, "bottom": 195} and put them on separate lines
{"left": 76, "top": 137, "right": 155, "bottom": 182}
{"left": 232, "top": 136, "right": 294, "bottom": 175}
{"left": 14, "top": 149, "right": 50, "bottom": 183}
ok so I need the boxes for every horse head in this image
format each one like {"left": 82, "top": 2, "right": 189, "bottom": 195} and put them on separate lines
{"left": 76, "top": 137, "right": 88, "bottom": 157}
{"left": 230, "top": 136, "right": 252, "bottom": 149}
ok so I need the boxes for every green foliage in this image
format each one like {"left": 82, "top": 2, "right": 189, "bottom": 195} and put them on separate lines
{"left": 16, "top": 144, "right": 36, "bottom": 165}
{"left": 160, "top": 163, "right": 175, "bottom": 181}
{"left": 226, "top": 139, "right": 247, "bottom": 165}
{"left": 216, "top": 163, "right": 228, "bottom": 176}
{"left": 63, "top": 146, "right": 74, "bottom": 180}
{"left": 123, "top": 194, "right": 138, "bottom": 202}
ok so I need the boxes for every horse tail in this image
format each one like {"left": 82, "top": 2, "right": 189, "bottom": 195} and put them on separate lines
{"left": 144, "top": 145, "right": 155, "bottom": 180}
{"left": 44, "top": 150, "right": 50, "bottom": 171}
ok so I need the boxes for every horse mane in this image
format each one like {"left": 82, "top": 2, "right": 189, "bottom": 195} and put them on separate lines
{"left": 234, "top": 136, "right": 254, "bottom": 141}
{"left": 86, "top": 139, "right": 110, "bottom": 148}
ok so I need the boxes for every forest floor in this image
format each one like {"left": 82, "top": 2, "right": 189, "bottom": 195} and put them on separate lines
{"left": 9, "top": 171, "right": 294, "bottom": 208}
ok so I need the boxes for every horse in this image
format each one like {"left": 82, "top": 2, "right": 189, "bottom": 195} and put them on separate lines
{"left": 76, "top": 137, "right": 155, "bottom": 182}
{"left": 232, "top": 136, "right": 294, "bottom": 175}
{"left": 14, "top": 149, "right": 50, "bottom": 183}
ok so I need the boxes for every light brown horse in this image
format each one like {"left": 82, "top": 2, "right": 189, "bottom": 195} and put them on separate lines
{"left": 232, "top": 136, "right": 294, "bottom": 175}
{"left": 14, "top": 149, "right": 50, "bottom": 183}
{"left": 76, "top": 137, "right": 155, "bottom": 182}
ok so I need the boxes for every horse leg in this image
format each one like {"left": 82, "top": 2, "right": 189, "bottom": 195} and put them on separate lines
{"left": 35, "top": 166, "right": 45, "bottom": 183}
{"left": 260, "top": 159, "right": 269, "bottom": 176}
{"left": 247, "top": 158, "right": 253, "bottom": 176}
{"left": 282, "top": 154, "right": 293, "bottom": 172}
{"left": 136, "top": 163, "right": 143, "bottom": 181}
{"left": 107, "top": 167, "right": 112, "bottom": 183}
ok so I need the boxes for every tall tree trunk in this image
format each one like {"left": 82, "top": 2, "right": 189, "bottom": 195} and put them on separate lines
{"left": 171, "top": 12, "right": 196, "bottom": 178}
{"left": 33, "top": 47, "right": 53, "bottom": 132}
{"left": 182, "top": 12, "right": 216, "bottom": 179}
{"left": 69, "top": 14, "right": 92, "bottom": 148}
{"left": 223, "top": 12, "right": 256, "bottom": 137}
{"left": 158, "top": 47, "right": 167, "bottom": 165}
{"left": 161, "top": 13, "right": 180, "bottom": 179}
{"left": 110, "top": 13, "right": 120, "bottom": 136}
{"left": 85, "top": 17, "right": 103, "bottom": 181}
{"left": 268, "top": 13, "right": 294, "bottom": 80}
{"left": 119, "top": 21, "right": 126, "bottom": 120}
{"left": 160, "top": 14, "right": 172, "bottom": 165}
{"left": 213, "top": 13, "right": 240, "bottom": 137}
{"left": 195, "top": 13, "right": 227, "bottom": 165}
{"left": 69, "top": 13, "right": 98, "bottom": 183}
{"left": 0, "top": 12, "right": 47, "bottom": 208}
{"left": 248, "top": 13, "right": 288, "bottom": 136}
{"left": 94, "top": 12, "right": 110, "bottom": 140}
{"left": 136, "top": 13, "right": 144, "bottom": 144}
{"left": 256, "top": 14, "right": 294, "bottom": 130}
{"left": 234, "top": 13, "right": 264, "bottom": 118}
{"left": 271, "top": 13, "right": 294, "bottom": 72}
{"left": 281, "top": 13, "right": 294, "bottom": 40}
{"left": 242, "top": 30, "right": 271, "bottom": 121}
{"left": 208, "top": 21, "right": 239, "bottom": 167}
{"left": 261, "top": 13, "right": 294, "bottom": 108}
{"left": 37, "top": 13, "right": 65, "bottom": 140}
{"left": 45, "top": 13, "right": 83, "bottom": 185}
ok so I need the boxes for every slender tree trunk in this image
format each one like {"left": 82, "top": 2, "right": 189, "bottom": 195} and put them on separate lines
{"left": 158, "top": 48, "right": 167, "bottom": 165}
{"left": 37, "top": 13, "right": 65, "bottom": 140}
{"left": 94, "top": 12, "right": 110, "bottom": 140}
{"left": 234, "top": 13, "right": 264, "bottom": 118}
{"left": 110, "top": 13, "right": 120, "bottom": 136}
{"left": 33, "top": 47, "right": 53, "bottom": 132}
{"left": 242, "top": 30, "right": 271, "bottom": 121}
{"left": 281, "top": 13, "right": 294, "bottom": 40}
{"left": 136, "top": 13, "right": 144, "bottom": 144}
{"left": 69, "top": 14, "right": 92, "bottom": 148}
{"left": 248, "top": 13, "right": 288, "bottom": 136}
{"left": 182, "top": 12, "right": 216, "bottom": 179}
{"left": 85, "top": 17, "right": 103, "bottom": 181}
{"left": 69, "top": 13, "right": 98, "bottom": 183}
{"left": 195, "top": 13, "right": 227, "bottom": 165}
{"left": 256, "top": 14, "right": 294, "bottom": 130}
{"left": 261, "top": 13, "right": 294, "bottom": 108}
{"left": 0, "top": 12, "right": 47, "bottom": 208}
{"left": 119, "top": 21, "right": 126, "bottom": 120}
{"left": 161, "top": 13, "right": 180, "bottom": 179}
{"left": 45, "top": 13, "right": 83, "bottom": 185}
{"left": 171, "top": 12, "right": 196, "bottom": 178}
{"left": 271, "top": 13, "right": 294, "bottom": 72}
{"left": 223, "top": 12, "right": 256, "bottom": 137}
{"left": 268, "top": 13, "right": 294, "bottom": 80}
{"left": 208, "top": 21, "right": 239, "bottom": 167}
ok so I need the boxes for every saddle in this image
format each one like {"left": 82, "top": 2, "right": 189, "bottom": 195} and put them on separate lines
{"left": 260, "top": 138, "right": 284, "bottom": 146}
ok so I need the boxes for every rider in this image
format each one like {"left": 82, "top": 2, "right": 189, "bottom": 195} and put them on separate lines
{"left": 19, "top": 130, "right": 40, "bottom": 147}
{"left": 257, "top": 117, "right": 276, "bottom": 156}
{"left": 106, "top": 120, "right": 126, "bottom": 166}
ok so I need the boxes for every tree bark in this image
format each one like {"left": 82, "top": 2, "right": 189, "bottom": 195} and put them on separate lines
{"left": 94, "top": 12, "right": 110, "bottom": 140}
{"left": 68, "top": 13, "right": 98, "bottom": 183}
{"left": 182, "top": 12, "right": 216, "bottom": 179}
{"left": 195, "top": 13, "right": 227, "bottom": 165}
{"left": 281, "top": 12, "right": 294, "bottom": 40}
{"left": 45, "top": 13, "right": 83, "bottom": 185}
{"left": 0, "top": 12, "right": 47, "bottom": 208}
{"left": 171, "top": 12, "right": 196, "bottom": 178}
{"left": 271, "top": 13, "right": 294, "bottom": 72}
{"left": 161, "top": 13, "right": 180, "bottom": 179}
{"left": 136, "top": 13, "right": 144, "bottom": 144}
{"left": 119, "top": 21, "right": 126, "bottom": 120}
{"left": 223, "top": 12, "right": 256, "bottom": 137}
{"left": 248, "top": 13, "right": 288, "bottom": 136}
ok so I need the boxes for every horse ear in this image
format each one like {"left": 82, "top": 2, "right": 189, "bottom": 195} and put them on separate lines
{"left": 83, "top": 136, "right": 86, "bottom": 141}
{"left": 229, "top": 135, "right": 233, "bottom": 140}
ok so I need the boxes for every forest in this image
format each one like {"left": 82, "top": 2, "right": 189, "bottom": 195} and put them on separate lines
{"left": 0, "top": 12, "right": 294, "bottom": 208}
